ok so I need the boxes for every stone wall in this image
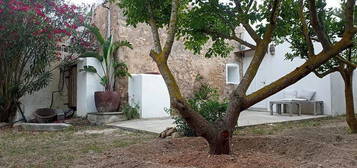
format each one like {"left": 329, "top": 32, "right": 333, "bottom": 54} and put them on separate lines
{"left": 93, "top": 4, "right": 240, "bottom": 103}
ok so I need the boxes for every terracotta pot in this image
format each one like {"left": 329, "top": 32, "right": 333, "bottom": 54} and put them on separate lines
{"left": 94, "top": 91, "right": 120, "bottom": 112}
{"left": 33, "top": 108, "right": 56, "bottom": 123}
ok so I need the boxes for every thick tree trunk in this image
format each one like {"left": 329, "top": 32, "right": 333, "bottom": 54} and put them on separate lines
{"left": 208, "top": 130, "right": 231, "bottom": 155}
{"left": 342, "top": 70, "right": 357, "bottom": 133}
{"left": 0, "top": 100, "right": 17, "bottom": 122}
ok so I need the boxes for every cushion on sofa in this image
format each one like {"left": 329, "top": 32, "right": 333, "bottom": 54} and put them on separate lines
{"left": 297, "top": 89, "right": 316, "bottom": 101}
{"left": 283, "top": 89, "right": 297, "bottom": 99}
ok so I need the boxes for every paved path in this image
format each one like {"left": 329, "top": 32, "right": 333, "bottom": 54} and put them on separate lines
{"left": 108, "top": 111, "right": 327, "bottom": 134}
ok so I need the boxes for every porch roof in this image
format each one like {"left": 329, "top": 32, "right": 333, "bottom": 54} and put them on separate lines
{"left": 234, "top": 48, "right": 255, "bottom": 55}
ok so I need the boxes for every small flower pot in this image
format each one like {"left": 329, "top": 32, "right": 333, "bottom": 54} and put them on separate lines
{"left": 94, "top": 91, "right": 120, "bottom": 112}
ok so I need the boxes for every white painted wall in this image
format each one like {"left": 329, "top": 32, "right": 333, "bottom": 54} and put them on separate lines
{"left": 76, "top": 57, "right": 104, "bottom": 116}
{"left": 18, "top": 65, "right": 68, "bottom": 120}
{"left": 128, "top": 74, "right": 170, "bottom": 118}
{"left": 128, "top": 74, "right": 143, "bottom": 111}
{"left": 331, "top": 71, "right": 357, "bottom": 115}
{"left": 239, "top": 31, "right": 335, "bottom": 114}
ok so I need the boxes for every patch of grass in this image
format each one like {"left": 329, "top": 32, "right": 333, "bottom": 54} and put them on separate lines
{"left": 80, "top": 144, "right": 104, "bottom": 153}
{"left": 112, "top": 135, "right": 153, "bottom": 148}
{"left": 0, "top": 125, "right": 155, "bottom": 168}
{"left": 112, "top": 139, "right": 137, "bottom": 148}
{"left": 235, "top": 116, "right": 344, "bottom": 136}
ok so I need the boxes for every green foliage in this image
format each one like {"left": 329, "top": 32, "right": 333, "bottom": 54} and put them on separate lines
{"left": 173, "top": 84, "right": 227, "bottom": 136}
{"left": 122, "top": 104, "right": 140, "bottom": 120}
{"left": 80, "top": 24, "right": 132, "bottom": 91}
{"left": 113, "top": 40, "right": 133, "bottom": 50}
{"left": 254, "top": 0, "right": 298, "bottom": 42}
{"left": 113, "top": 61, "right": 131, "bottom": 78}
{"left": 0, "top": 0, "right": 87, "bottom": 122}
{"left": 113, "top": 0, "right": 172, "bottom": 28}
{"left": 85, "top": 25, "right": 105, "bottom": 45}
{"left": 177, "top": 0, "right": 237, "bottom": 57}
{"left": 81, "top": 66, "right": 97, "bottom": 73}
{"left": 284, "top": 0, "right": 356, "bottom": 75}
{"left": 175, "top": 0, "right": 307, "bottom": 57}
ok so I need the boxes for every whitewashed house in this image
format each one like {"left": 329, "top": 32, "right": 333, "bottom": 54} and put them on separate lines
{"left": 18, "top": 3, "right": 356, "bottom": 120}
{"left": 235, "top": 30, "right": 357, "bottom": 116}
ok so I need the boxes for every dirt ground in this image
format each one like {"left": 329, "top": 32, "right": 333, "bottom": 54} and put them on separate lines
{"left": 73, "top": 117, "right": 357, "bottom": 168}
{"left": 1, "top": 117, "right": 357, "bottom": 168}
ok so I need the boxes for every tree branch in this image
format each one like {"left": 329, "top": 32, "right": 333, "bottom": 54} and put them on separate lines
{"left": 162, "top": 0, "right": 179, "bottom": 59}
{"left": 246, "top": 0, "right": 254, "bottom": 13}
{"left": 344, "top": 0, "right": 356, "bottom": 32}
{"left": 313, "top": 67, "right": 339, "bottom": 78}
{"left": 213, "top": 11, "right": 257, "bottom": 49}
{"left": 236, "top": 0, "right": 281, "bottom": 94}
{"left": 307, "top": 0, "right": 331, "bottom": 48}
{"left": 336, "top": 55, "right": 357, "bottom": 68}
{"left": 308, "top": 0, "right": 356, "bottom": 68}
{"left": 232, "top": 33, "right": 257, "bottom": 49}
{"left": 244, "top": 35, "right": 355, "bottom": 108}
{"left": 225, "top": 0, "right": 281, "bottom": 129}
{"left": 147, "top": 0, "right": 216, "bottom": 141}
{"left": 298, "top": 0, "right": 315, "bottom": 57}
{"left": 202, "top": 29, "right": 256, "bottom": 49}
{"left": 233, "top": 0, "right": 261, "bottom": 43}
{"left": 147, "top": 2, "right": 162, "bottom": 54}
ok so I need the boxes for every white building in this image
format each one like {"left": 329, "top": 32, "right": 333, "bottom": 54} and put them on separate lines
{"left": 236, "top": 31, "right": 357, "bottom": 116}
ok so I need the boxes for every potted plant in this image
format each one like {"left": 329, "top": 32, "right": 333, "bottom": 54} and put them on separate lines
{"left": 80, "top": 25, "right": 132, "bottom": 112}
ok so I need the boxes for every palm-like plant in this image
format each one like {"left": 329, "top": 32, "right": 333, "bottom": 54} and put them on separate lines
{"left": 81, "top": 25, "right": 132, "bottom": 91}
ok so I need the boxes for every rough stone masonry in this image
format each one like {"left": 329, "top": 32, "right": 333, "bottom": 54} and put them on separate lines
{"left": 93, "top": 4, "right": 244, "bottom": 102}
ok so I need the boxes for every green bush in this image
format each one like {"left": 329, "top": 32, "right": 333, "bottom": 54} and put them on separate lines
{"left": 122, "top": 104, "right": 140, "bottom": 120}
{"left": 172, "top": 84, "right": 227, "bottom": 136}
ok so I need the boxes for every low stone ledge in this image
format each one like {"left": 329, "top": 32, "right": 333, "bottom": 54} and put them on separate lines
{"left": 14, "top": 123, "right": 72, "bottom": 131}
{"left": 0, "top": 122, "right": 9, "bottom": 128}
{"left": 87, "top": 112, "right": 126, "bottom": 125}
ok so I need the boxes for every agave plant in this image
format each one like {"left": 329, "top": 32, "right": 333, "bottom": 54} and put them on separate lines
{"left": 80, "top": 25, "right": 132, "bottom": 91}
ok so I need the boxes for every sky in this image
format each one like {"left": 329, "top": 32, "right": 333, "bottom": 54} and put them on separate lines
{"left": 69, "top": 0, "right": 340, "bottom": 8}
{"left": 68, "top": 0, "right": 103, "bottom": 5}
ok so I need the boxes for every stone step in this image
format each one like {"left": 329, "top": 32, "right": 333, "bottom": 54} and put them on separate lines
{"left": 87, "top": 112, "right": 126, "bottom": 125}
{"left": 14, "top": 123, "right": 72, "bottom": 131}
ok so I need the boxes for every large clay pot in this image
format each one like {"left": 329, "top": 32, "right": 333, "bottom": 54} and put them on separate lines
{"left": 94, "top": 91, "right": 120, "bottom": 112}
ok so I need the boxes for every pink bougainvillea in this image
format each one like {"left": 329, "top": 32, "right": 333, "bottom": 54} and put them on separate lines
{"left": 34, "top": 8, "right": 45, "bottom": 17}
{"left": 1, "top": 0, "right": 91, "bottom": 62}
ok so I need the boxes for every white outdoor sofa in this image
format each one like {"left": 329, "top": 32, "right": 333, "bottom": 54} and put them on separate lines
{"left": 269, "top": 89, "right": 324, "bottom": 116}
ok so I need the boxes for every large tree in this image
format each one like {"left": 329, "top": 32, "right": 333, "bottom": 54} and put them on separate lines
{"left": 286, "top": 0, "right": 357, "bottom": 132}
{"left": 116, "top": 0, "right": 357, "bottom": 154}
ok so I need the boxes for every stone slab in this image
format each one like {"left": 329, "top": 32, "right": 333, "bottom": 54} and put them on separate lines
{"left": 0, "top": 122, "right": 9, "bottom": 128}
{"left": 87, "top": 112, "right": 126, "bottom": 125}
{"left": 14, "top": 123, "right": 72, "bottom": 131}
{"left": 108, "top": 117, "right": 175, "bottom": 134}
{"left": 108, "top": 111, "right": 328, "bottom": 134}
{"left": 74, "top": 128, "right": 118, "bottom": 135}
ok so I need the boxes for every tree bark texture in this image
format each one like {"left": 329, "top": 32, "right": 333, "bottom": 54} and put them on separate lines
{"left": 342, "top": 69, "right": 357, "bottom": 133}
{"left": 0, "top": 100, "right": 17, "bottom": 122}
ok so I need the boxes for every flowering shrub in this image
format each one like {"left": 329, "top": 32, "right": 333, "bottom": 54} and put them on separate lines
{"left": 0, "top": 0, "right": 88, "bottom": 122}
